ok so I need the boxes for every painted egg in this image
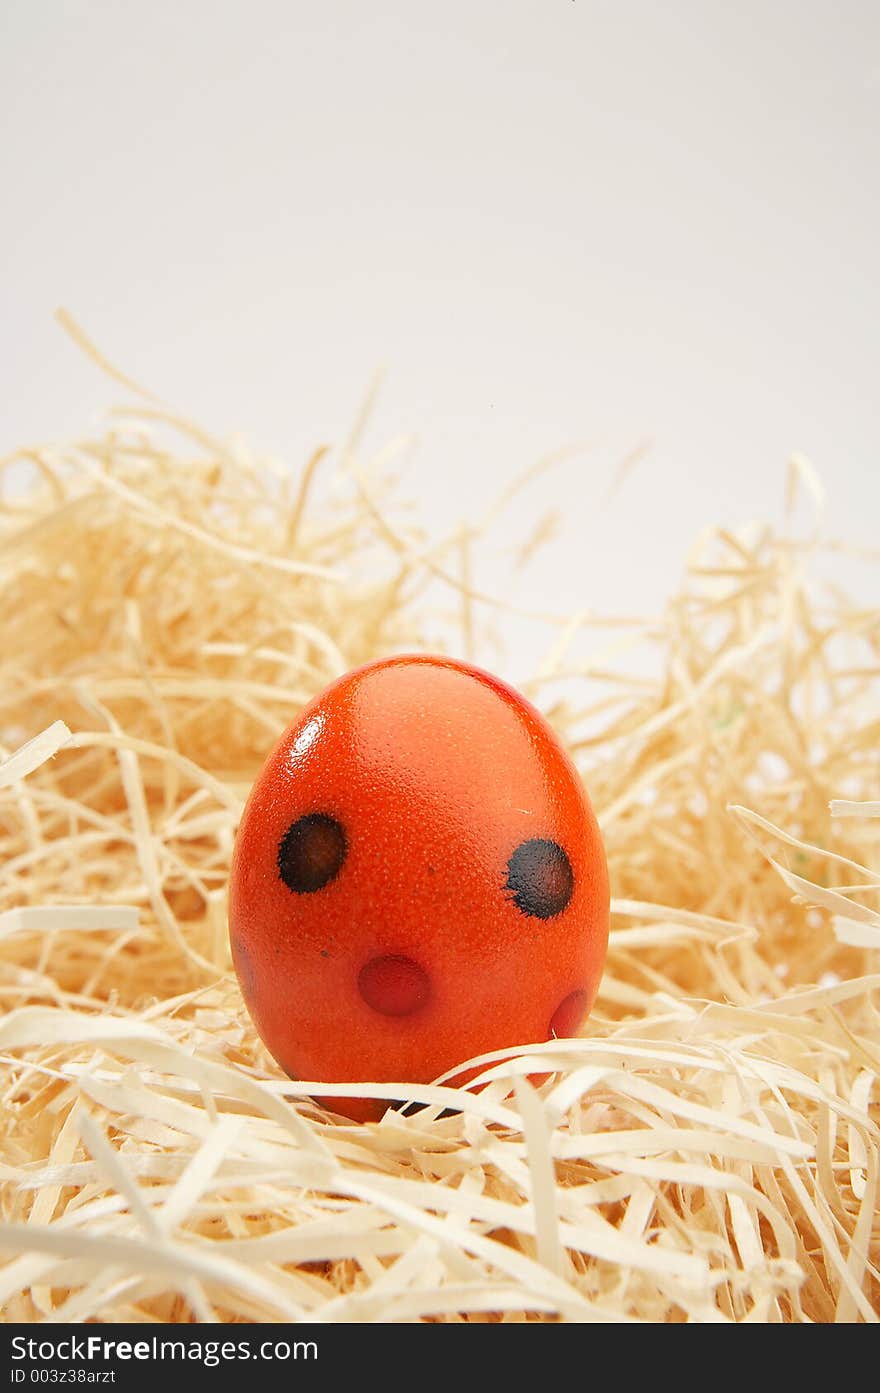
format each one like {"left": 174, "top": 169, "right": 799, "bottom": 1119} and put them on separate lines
{"left": 228, "top": 654, "right": 609, "bottom": 1119}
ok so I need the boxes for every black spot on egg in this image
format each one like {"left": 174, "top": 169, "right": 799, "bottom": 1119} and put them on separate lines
{"left": 278, "top": 813, "right": 347, "bottom": 893}
{"left": 505, "top": 838, "right": 573, "bottom": 919}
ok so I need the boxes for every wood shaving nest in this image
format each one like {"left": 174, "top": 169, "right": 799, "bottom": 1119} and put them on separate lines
{"left": 0, "top": 381, "right": 877, "bottom": 1323}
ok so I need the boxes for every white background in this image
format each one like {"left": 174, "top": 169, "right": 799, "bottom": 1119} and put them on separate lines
{"left": 2, "top": 2, "right": 878, "bottom": 677}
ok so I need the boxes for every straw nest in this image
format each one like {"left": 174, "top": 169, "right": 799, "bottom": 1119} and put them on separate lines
{"left": 0, "top": 335, "right": 877, "bottom": 1323}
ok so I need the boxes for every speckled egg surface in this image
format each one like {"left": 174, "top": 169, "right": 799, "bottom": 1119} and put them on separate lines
{"left": 228, "top": 654, "right": 609, "bottom": 1119}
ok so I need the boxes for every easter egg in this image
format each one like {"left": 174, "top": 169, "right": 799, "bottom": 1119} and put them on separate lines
{"left": 228, "top": 654, "right": 609, "bottom": 1119}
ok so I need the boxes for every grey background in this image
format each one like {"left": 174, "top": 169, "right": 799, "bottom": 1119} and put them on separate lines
{"left": 2, "top": 2, "right": 878, "bottom": 677}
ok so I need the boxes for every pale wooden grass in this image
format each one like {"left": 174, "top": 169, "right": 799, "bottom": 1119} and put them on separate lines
{"left": 0, "top": 390, "right": 877, "bottom": 1323}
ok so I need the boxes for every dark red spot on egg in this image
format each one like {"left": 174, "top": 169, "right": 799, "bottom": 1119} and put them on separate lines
{"left": 358, "top": 955, "right": 430, "bottom": 1017}
{"left": 230, "top": 936, "right": 256, "bottom": 996}
{"left": 549, "top": 989, "right": 588, "bottom": 1039}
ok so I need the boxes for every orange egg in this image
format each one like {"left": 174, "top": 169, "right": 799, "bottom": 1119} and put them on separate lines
{"left": 228, "top": 655, "right": 609, "bottom": 1119}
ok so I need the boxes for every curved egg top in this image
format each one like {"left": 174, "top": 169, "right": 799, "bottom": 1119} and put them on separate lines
{"left": 228, "top": 654, "right": 609, "bottom": 1119}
